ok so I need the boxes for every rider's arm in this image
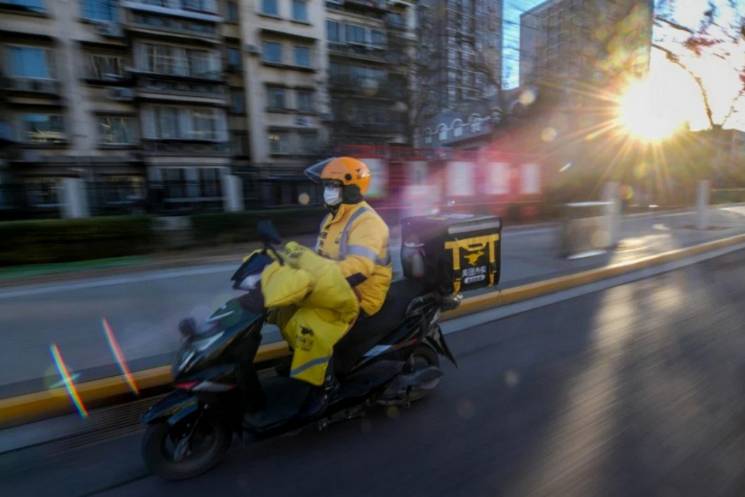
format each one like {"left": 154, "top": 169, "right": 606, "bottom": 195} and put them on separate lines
{"left": 338, "top": 216, "right": 388, "bottom": 287}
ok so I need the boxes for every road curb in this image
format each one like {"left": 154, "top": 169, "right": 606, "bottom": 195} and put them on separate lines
{"left": 3, "top": 233, "right": 745, "bottom": 429}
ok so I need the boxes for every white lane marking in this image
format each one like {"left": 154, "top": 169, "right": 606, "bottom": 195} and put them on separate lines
{"left": 0, "top": 264, "right": 237, "bottom": 300}
{"left": 441, "top": 241, "right": 745, "bottom": 335}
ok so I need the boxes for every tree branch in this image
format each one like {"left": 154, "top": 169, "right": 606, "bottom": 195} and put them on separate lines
{"left": 651, "top": 42, "right": 717, "bottom": 129}
{"left": 654, "top": 16, "right": 695, "bottom": 35}
{"left": 721, "top": 87, "right": 745, "bottom": 128}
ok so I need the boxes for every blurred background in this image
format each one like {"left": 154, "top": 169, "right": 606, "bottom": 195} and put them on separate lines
{"left": 2, "top": 1, "right": 745, "bottom": 495}
{"left": 0, "top": 0, "right": 743, "bottom": 260}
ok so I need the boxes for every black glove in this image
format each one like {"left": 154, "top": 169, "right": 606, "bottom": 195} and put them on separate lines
{"left": 238, "top": 283, "right": 265, "bottom": 313}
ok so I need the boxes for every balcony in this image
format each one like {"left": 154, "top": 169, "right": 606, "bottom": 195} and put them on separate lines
{"left": 343, "top": 0, "right": 387, "bottom": 13}
{"left": 122, "top": 1, "right": 221, "bottom": 21}
{"left": 123, "top": 4, "right": 220, "bottom": 40}
{"left": 328, "top": 42, "right": 387, "bottom": 63}
{"left": 385, "top": 15, "right": 407, "bottom": 31}
{"left": 133, "top": 72, "right": 227, "bottom": 104}
{"left": 0, "top": 77, "right": 61, "bottom": 96}
{"left": 328, "top": 76, "right": 405, "bottom": 100}
{"left": 141, "top": 138, "right": 229, "bottom": 156}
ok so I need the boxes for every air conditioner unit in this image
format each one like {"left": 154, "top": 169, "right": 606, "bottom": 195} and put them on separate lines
{"left": 102, "top": 73, "right": 122, "bottom": 82}
{"left": 244, "top": 44, "right": 260, "bottom": 55}
{"left": 109, "top": 87, "right": 135, "bottom": 101}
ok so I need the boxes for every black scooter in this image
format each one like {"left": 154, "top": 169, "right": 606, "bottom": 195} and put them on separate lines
{"left": 141, "top": 221, "right": 459, "bottom": 480}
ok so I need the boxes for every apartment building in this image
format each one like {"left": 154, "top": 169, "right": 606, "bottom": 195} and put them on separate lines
{"left": 0, "top": 0, "right": 419, "bottom": 216}
{"left": 519, "top": 0, "right": 653, "bottom": 101}
{"left": 325, "top": 0, "right": 413, "bottom": 146}
{"left": 414, "top": 0, "right": 503, "bottom": 146}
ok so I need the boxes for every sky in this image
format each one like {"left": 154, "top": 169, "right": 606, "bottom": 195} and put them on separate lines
{"left": 502, "top": 0, "right": 546, "bottom": 89}
{"left": 501, "top": 0, "right": 745, "bottom": 131}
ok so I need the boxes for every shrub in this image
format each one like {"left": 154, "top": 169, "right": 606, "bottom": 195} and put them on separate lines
{"left": 0, "top": 216, "right": 154, "bottom": 266}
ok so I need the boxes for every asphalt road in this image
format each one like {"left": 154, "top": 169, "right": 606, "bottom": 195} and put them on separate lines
{"left": 3, "top": 208, "right": 745, "bottom": 394}
{"left": 2, "top": 248, "right": 745, "bottom": 497}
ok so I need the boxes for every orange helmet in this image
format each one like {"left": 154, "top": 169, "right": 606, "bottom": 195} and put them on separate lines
{"left": 305, "top": 157, "right": 371, "bottom": 194}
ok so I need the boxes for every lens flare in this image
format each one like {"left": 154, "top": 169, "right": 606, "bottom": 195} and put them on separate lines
{"left": 102, "top": 317, "right": 139, "bottom": 396}
{"left": 49, "top": 343, "right": 88, "bottom": 418}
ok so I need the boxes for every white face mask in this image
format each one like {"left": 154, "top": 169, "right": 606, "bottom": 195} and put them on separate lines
{"left": 323, "top": 186, "right": 342, "bottom": 206}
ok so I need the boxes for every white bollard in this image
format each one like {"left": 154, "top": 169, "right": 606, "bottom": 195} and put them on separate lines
{"left": 603, "top": 181, "right": 620, "bottom": 246}
{"left": 696, "top": 180, "right": 710, "bottom": 230}
{"left": 61, "top": 178, "right": 90, "bottom": 218}
{"left": 222, "top": 174, "right": 244, "bottom": 212}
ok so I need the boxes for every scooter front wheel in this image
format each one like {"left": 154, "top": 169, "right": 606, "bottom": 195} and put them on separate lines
{"left": 143, "top": 415, "right": 232, "bottom": 480}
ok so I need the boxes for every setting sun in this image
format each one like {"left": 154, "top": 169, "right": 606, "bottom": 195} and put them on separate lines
{"left": 616, "top": 78, "right": 687, "bottom": 142}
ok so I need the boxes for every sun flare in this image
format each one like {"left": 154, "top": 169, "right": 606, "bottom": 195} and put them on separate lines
{"left": 616, "top": 79, "right": 686, "bottom": 142}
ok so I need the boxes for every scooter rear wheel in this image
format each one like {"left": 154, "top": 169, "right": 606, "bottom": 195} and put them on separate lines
{"left": 405, "top": 345, "right": 441, "bottom": 402}
{"left": 143, "top": 415, "right": 231, "bottom": 480}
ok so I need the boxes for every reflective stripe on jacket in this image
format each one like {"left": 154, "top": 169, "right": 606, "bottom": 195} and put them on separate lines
{"left": 316, "top": 201, "right": 392, "bottom": 316}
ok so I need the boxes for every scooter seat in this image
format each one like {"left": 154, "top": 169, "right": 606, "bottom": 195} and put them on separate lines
{"left": 334, "top": 279, "right": 428, "bottom": 375}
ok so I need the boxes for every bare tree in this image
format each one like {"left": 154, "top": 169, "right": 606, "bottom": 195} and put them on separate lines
{"left": 653, "top": 0, "right": 745, "bottom": 132}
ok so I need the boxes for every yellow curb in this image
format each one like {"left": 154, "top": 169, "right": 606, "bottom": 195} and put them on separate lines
{"left": 2, "top": 233, "right": 745, "bottom": 428}
{"left": 0, "top": 342, "right": 290, "bottom": 429}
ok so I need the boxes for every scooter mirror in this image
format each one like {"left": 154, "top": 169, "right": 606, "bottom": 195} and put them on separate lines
{"left": 257, "top": 219, "right": 282, "bottom": 246}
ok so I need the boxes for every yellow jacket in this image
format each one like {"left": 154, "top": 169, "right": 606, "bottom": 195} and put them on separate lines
{"left": 316, "top": 202, "right": 392, "bottom": 316}
{"left": 261, "top": 242, "right": 358, "bottom": 385}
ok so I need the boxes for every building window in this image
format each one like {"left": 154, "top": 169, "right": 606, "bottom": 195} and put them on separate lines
{"left": 161, "top": 168, "right": 187, "bottom": 198}
{"left": 80, "top": 0, "right": 117, "bottom": 21}
{"left": 145, "top": 44, "right": 177, "bottom": 74}
{"left": 261, "top": 0, "right": 278, "bottom": 16}
{"left": 149, "top": 106, "right": 223, "bottom": 141}
{"left": 326, "top": 20, "right": 340, "bottom": 42}
{"left": 25, "top": 178, "right": 59, "bottom": 207}
{"left": 268, "top": 131, "right": 289, "bottom": 154}
{"left": 182, "top": 0, "right": 216, "bottom": 13}
{"left": 371, "top": 30, "right": 385, "bottom": 47}
{"left": 2, "top": 0, "right": 45, "bottom": 12}
{"left": 155, "top": 106, "right": 179, "bottom": 139}
{"left": 346, "top": 24, "right": 366, "bottom": 44}
{"left": 293, "top": 46, "right": 311, "bottom": 67}
{"left": 298, "top": 132, "right": 316, "bottom": 153}
{"left": 262, "top": 41, "right": 282, "bottom": 63}
{"left": 226, "top": 47, "right": 241, "bottom": 71}
{"left": 187, "top": 49, "right": 211, "bottom": 77}
{"left": 191, "top": 110, "right": 218, "bottom": 140}
{"left": 230, "top": 131, "right": 246, "bottom": 156}
{"left": 267, "top": 86, "right": 286, "bottom": 109}
{"left": 144, "top": 44, "right": 216, "bottom": 77}
{"left": 199, "top": 168, "right": 222, "bottom": 197}
{"left": 7, "top": 46, "right": 51, "bottom": 79}
{"left": 19, "top": 113, "right": 64, "bottom": 143}
{"left": 292, "top": 0, "right": 307, "bottom": 22}
{"left": 226, "top": 0, "right": 238, "bottom": 21}
{"left": 98, "top": 115, "right": 135, "bottom": 145}
{"left": 230, "top": 89, "right": 245, "bottom": 113}
{"left": 296, "top": 89, "right": 313, "bottom": 112}
{"left": 88, "top": 54, "right": 123, "bottom": 79}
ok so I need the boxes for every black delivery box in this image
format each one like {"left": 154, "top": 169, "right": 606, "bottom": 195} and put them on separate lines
{"left": 400, "top": 214, "right": 502, "bottom": 294}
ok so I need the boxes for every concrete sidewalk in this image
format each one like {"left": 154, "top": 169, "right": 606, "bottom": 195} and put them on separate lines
{"left": 0, "top": 206, "right": 743, "bottom": 399}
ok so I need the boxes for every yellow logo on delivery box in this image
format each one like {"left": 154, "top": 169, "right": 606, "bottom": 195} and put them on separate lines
{"left": 464, "top": 250, "right": 484, "bottom": 266}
